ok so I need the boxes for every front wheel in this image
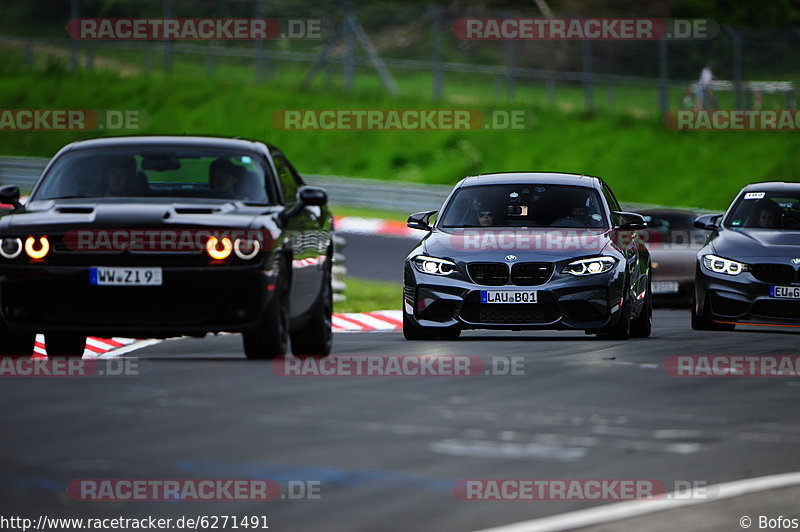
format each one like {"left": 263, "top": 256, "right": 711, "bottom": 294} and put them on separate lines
{"left": 290, "top": 264, "right": 333, "bottom": 358}
{"left": 691, "top": 298, "right": 735, "bottom": 331}
{"left": 596, "top": 298, "right": 630, "bottom": 340}
{"left": 0, "top": 321, "right": 35, "bottom": 357}
{"left": 44, "top": 333, "right": 86, "bottom": 357}
{"left": 630, "top": 280, "right": 652, "bottom": 338}
{"left": 243, "top": 272, "right": 289, "bottom": 360}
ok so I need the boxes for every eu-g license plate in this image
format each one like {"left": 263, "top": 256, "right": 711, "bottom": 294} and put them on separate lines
{"left": 481, "top": 290, "right": 538, "bottom": 304}
{"left": 770, "top": 286, "right": 800, "bottom": 299}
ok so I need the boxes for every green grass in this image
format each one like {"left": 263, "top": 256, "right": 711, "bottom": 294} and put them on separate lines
{"left": 2, "top": 44, "right": 800, "bottom": 211}
{"left": 334, "top": 276, "right": 401, "bottom": 313}
{"left": 330, "top": 205, "right": 408, "bottom": 221}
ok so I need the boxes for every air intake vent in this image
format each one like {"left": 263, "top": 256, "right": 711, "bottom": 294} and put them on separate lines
{"left": 57, "top": 206, "right": 94, "bottom": 214}
{"left": 174, "top": 207, "right": 220, "bottom": 215}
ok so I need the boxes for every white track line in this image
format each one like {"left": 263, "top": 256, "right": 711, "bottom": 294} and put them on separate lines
{"left": 472, "top": 471, "right": 800, "bottom": 532}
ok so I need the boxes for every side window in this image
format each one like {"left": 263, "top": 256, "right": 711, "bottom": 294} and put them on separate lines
{"left": 602, "top": 183, "right": 621, "bottom": 212}
{"left": 273, "top": 155, "right": 298, "bottom": 205}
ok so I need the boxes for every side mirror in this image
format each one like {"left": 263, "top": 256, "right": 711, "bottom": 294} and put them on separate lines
{"left": 407, "top": 210, "right": 437, "bottom": 231}
{"left": 298, "top": 186, "right": 327, "bottom": 207}
{"left": 694, "top": 214, "right": 722, "bottom": 231}
{"left": 0, "top": 185, "right": 23, "bottom": 210}
{"left": 614, "top": 211, "right": 647, "bottom": 230}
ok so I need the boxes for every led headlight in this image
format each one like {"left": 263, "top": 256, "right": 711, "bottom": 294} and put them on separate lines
{"left": 702, "top": 254, "right": 748, "bottom": 275}
{"left": 24, "top": 236, "right": 50, "bottom": 259}
{"left": 412, "top": 255, "right": 457, "bottom": 276}
{"left": 0, "top": 238, "right": 23, "bottom": 259}
{"left": 206, "top": 236, "right": 233, "bottom": 260}
{"left": 233, "top": 238, "right": 261, "bottom": 260}
{"left": 563, "top": 256, "right": 617, "bottom": 276}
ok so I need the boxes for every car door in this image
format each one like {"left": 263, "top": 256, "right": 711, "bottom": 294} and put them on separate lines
{"left": 603, "top": 183, "right": 648, "bottom": 302}
{"left": 271, "top": 151, "right": 323, "bottom": 319}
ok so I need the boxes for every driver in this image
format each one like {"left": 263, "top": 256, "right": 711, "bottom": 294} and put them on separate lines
{"left": 103, "top": 156, "right": 138, "bottom": 196}
{"left": 209, "top": 158, "right": 240, "bottom": 194}
{"left": 552, "top": 191, "right": 600, "bottom": 227}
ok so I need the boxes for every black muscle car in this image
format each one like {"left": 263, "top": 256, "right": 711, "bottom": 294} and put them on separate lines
{"left": 0, "top": 136, "right": 333, "bottom": 359}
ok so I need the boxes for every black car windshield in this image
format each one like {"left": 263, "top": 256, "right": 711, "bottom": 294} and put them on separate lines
{"left": 33, "top": 148, "right": 271, "bottom": 203}
{"left": 439, "top": 184, "right": 608, "bottom": 229}
{"left": 725, "top": 192, "right": 800, "bottom": 230}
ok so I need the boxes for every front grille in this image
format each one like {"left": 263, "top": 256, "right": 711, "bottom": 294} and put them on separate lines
{"left": 468, "top": 262, "right": 509, "bottom": 286}
{"left": 751, "top": 300, "right": 800, "bottom": 320}
{"left": 460, "top": 303, "right": 560, "bottom": 324}
{"left": 511, "top": 262, "right": 553, "bottom": 285}
{"left": 751, "top": 264, "right": 795, "bottom": 284}
{"left": 710, "top": 292, "right": 750, "bottom": 317}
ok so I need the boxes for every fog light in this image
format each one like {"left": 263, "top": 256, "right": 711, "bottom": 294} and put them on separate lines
{"left": 25, "top": 236, "right": 49, "bottom": 259}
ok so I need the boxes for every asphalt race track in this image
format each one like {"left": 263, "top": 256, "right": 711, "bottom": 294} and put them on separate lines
{"left": 2, "top": 309, "right": 800, "bottom": 532}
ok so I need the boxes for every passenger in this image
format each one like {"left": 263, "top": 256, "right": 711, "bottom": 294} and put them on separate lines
{"left": 103, "top": 156, "right": 138, "bottom": 196}
{"left": 477, "top": 208, "right": 495, "bottom": 227}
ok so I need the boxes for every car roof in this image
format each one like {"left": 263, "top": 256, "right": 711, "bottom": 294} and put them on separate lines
{"left": 59, "top": 135, "right": 271, "bottom": 154}
{"left": 741, "top": 181, "right": 800, "bottom": 193}
{"left": 458, "top": 172, "right": 603, "bottom": 189}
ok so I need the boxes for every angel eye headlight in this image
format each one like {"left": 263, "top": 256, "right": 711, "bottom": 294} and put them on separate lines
{"left": 702, "top": 254, "right": 748, "bottom": 275}
{"left": 412, "top": 255, "right": 457, "bottom": 276}
{"left": 563, "top": 256, "right": 616, "bottom": 276}
{"left": 206, "top": 236, "right": 233, "bottom": 260}
{"left": 0, "top": 238, "right": 23, "bottom": 259}
{"left": 25, "top": 236, "right": 50, "bottom": 259}
{"left": 233, "top": 238, "right": 261, "bottom": 260}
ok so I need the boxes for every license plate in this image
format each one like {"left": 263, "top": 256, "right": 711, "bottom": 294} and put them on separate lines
{"left": 481, "top": 290, "right": 538, "bottom": 304}
{"left": 770, "top": 286, "right": 800, "bottom": 299}
{"left": 90, "top": 267, "right": 162, "bottom": 286}
{"left": 652, "top": 281, "right": 680, "bottom": 295}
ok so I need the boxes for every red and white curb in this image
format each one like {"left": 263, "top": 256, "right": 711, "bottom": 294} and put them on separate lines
{"left": 333, "top": 310, "right": 402, "bottom": 332}
{"left": 334, "top": 216, "right": 418, "bottom": 239}
{"left": 31, "top": 335, "right": 161, "bottom": 359}
{"left": 27, "top": 310, "right": 403, "bottom": 358}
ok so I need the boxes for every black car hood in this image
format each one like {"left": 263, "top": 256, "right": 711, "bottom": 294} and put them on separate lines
{"left": 422, "top": 228, "right": 616, "bottom": 262}
{"left": 2, "top": 199, "right": 279, "bottom": 233}
{"left": 712, "top": 228, "right": 800, "bottom": 259}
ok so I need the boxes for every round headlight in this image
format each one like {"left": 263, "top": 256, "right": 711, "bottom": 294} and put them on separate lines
{"left": 233, "top": 238, "right": 261, "bottom": 260}
{"left": 0, "top": 238, "right": 23, "bottom": 259}
{"left": 25, "top": 236, "right": 49, "bottom": 259}
{"left": 206, "top": 236, "right": 233, "bottom": 260}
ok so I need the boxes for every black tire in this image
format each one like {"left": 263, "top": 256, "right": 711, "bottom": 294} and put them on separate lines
{"left": 596, "top": 296, "right": 631, "bottom": 340}
{"left": 290, "top": 262, "right": 333, "bottom": 358}
{"left": 691, "top": 297, "right": 735, "bottom": 331}
{"left": 0, "top": 321, "right": 35, "bottom": 357}
{"left": 44, "top": 333, "right": 86, "bottom": 357}
{"left": 630, "top": 279, "right": 653, "bottom": 338}
{"left": 243, "top": 268, "right": 290, "bottom": 360}
{"left": 402, "top": 312, "right": 460, "bottom": 340}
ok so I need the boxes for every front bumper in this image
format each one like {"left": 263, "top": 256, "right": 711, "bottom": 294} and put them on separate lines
{"left": 403, "top": 263, "right": 627, "bottom": 331}
{"left": 0, "top": 264, "right": 277, "bottom": 337}
{"left": 696, "top": 265, "right": 800, "bottom": 325}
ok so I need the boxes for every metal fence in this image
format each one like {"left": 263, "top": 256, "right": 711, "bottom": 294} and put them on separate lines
{"left": 4, "top": 1, "right": 798, "bottom": 113}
